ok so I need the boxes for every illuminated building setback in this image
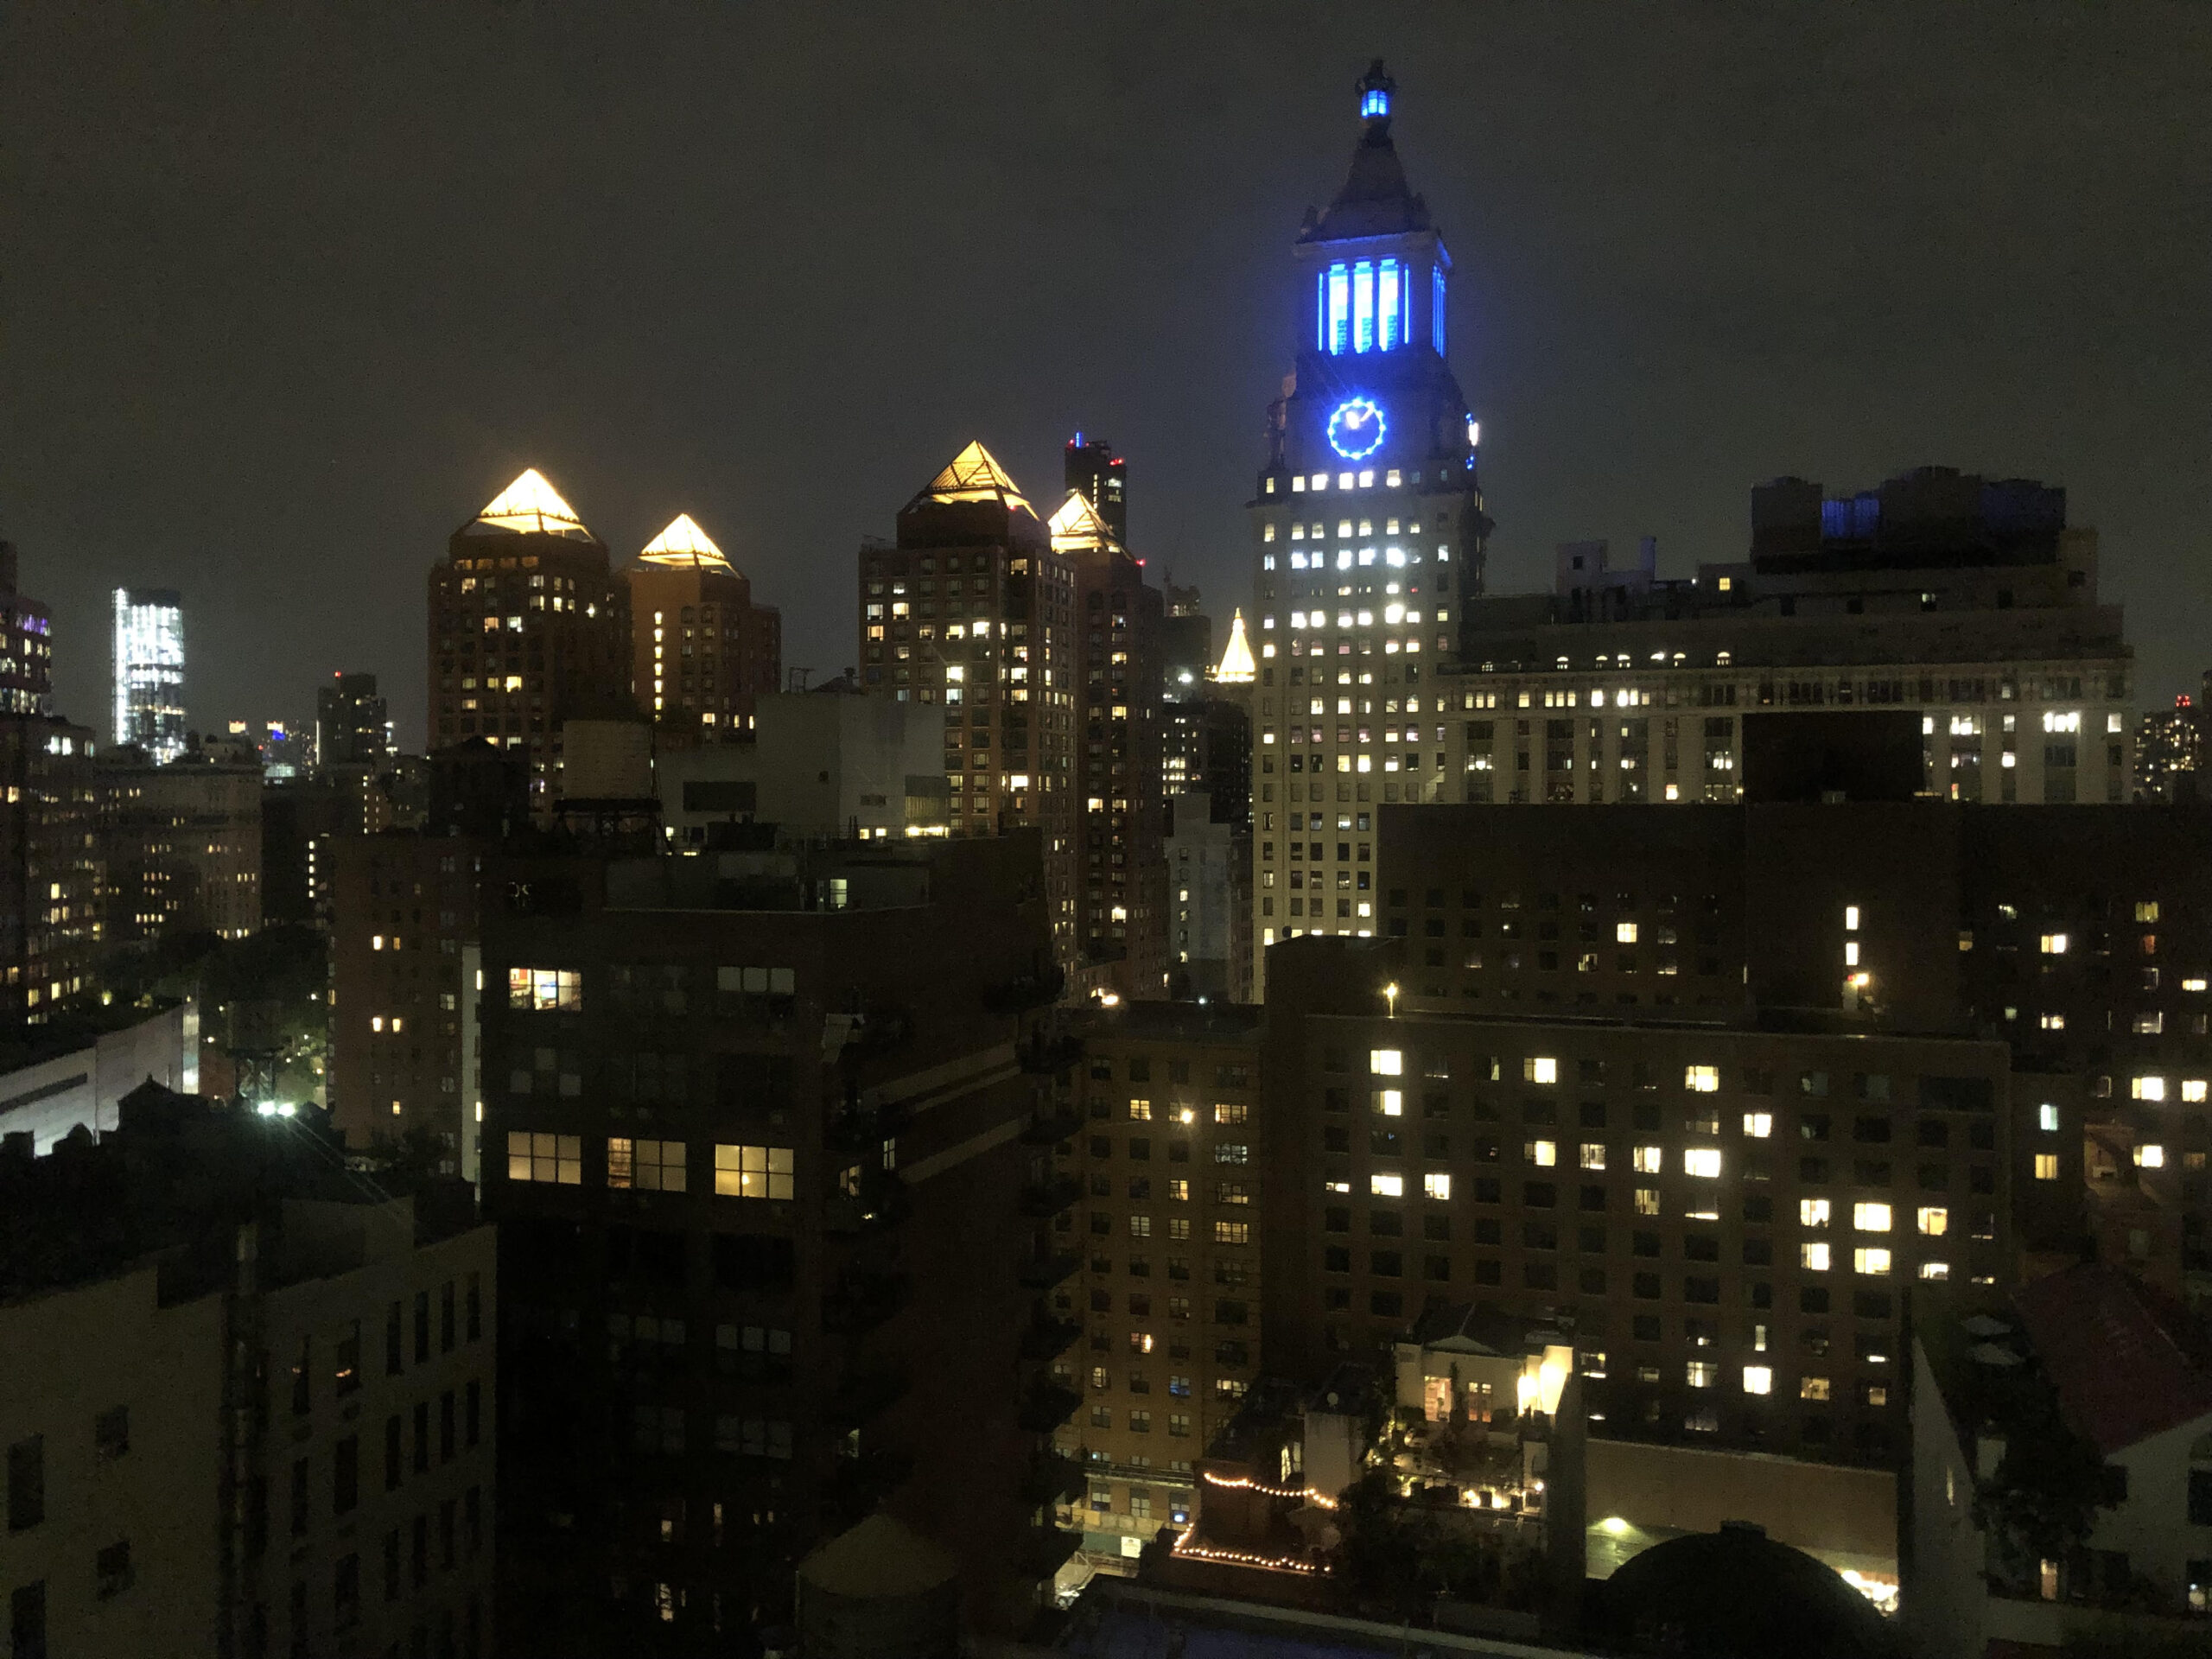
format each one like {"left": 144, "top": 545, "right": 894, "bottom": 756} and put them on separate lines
{"left": 112, "top": 587, "right": 186, "bottom": 762}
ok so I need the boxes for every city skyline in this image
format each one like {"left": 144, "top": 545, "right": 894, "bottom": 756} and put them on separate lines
{"left": 3, "top": 6, "right": 2206, "bottom": 747}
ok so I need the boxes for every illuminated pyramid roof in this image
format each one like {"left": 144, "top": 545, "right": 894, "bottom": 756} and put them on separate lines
{"left": 1214, "top": 609, "right": 1256, "bottom": 683}
{"left": 467, "top": 468, "right": 596, "bottom": 540}
{"left": 914, "top": 441, "right": 1033, "bottom": 518}
{"left": 1046, "top": 489, "right": 1117, "bottom": 553}
{"left": 637, "top": 513, "right": 735, "bottom": 573}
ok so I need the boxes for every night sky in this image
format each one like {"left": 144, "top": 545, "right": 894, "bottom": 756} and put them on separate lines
{"left": 3, "top": 4, "right": 2205, "bottom": 748}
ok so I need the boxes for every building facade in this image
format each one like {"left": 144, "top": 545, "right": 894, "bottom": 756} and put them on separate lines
{"left": 2138, "top": 694, "right": 2201, "bottom": 803}
{"left": 1064, "top": 435, "right": 1127, "bottom": 546}
{"left": 480, "top": 832, "right": 1077, "bottom": 1652}
{"left": 0, "top": 542, "right": 54, "bottom": 718}
{"left": 428, "top": 470, "right": 632, "bottom": 813}
{"left": 111, "top": 588, "right": 185, "bottom": 764}
{"left": 317, "top": 672, "right": 391, "bottom": 768}
{"left": 1163, "top": 793, "right": 1249, "bottom": 1003}
{"left": 1050, "top": 491, "right": 1167, "bottom": 997}
{"left": 622, "top": 514, "right": 781, "bottom": 740}
{"left": 0, "top": 716, "right": 100, "bottom": 1020}
{"left": 859, "top": 442, "right": 1080, "bottom": 971}
{"left": 1049, "top": 1003, "right": 1263, "bottom": 1574}
{"left": 97, "top": 753, "right": 262, "bottom": 945}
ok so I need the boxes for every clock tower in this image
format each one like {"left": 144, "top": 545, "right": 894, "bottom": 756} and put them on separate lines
{"left": 1248, "top": 61, "right": 1491, "bottom": 987}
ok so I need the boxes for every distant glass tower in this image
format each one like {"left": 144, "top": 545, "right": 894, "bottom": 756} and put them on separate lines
{"left": 316, "top": 671, "right": 392, "bottom": 767}
{"left": 112, "top": 587, "right": 185, "bottom": 761}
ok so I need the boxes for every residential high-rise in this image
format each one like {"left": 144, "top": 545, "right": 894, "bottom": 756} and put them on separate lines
{"left": 859, "top": 442, "right": 1080, "bottom": 969}
{"left": 1160, "top": 583, "right": 1211, "bottom": 701}
{"left": 1241, "top": 61, "right": 1491, "bottom": 996}
{"left": 112, "top": 588, "right": 186, "bottom": 763}
{"left": 480, "top": 830, "right": 1078, "bottom": 1650}
{"left": 428, "top": 470, "right": 631, "bottom": 813}
{"left": 1064, "top": 434, "right": 1127, "bottom": 546}
{"left": 1050, "top": 489, "right": 1166, "bottom": 997}
{"left": 621, "top": 513, "right": 781, "bottom": 741}
{"left": 318, "top": 672, "right": 392, "bottom": 767}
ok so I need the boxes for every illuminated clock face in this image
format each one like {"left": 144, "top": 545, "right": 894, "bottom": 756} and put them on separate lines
{"left": 1326, "top": 397, "right": 1387, "bottom": 461}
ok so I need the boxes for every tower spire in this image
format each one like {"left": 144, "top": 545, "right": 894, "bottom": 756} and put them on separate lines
{"left": 1358, "top": 59, "right": 1395, "bottom": 124}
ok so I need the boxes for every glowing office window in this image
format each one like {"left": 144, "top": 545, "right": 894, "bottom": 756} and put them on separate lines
{"left": 1742, "top": 1366, "right": 1773, "bottom": 1395}
{"left": 1370, "top": 1172, "right": 1404, "bottom": 1198}
{"left": 509, "top": 967, "right": 582, "bottom": 1012}
{"left": 1916, "top": 1206, "right": 1948, "bottom": 1236}
{"left": 1634, "top": 1188, "right": 1660, "bottom": 1215}
{"left": 1853, "top": 1202, "right": 1891, "bottom": 1233}
{"left": 1326, "top": 263, "right": 1351, "bottom": 353}
{"left": 1633, "top": 1146, "right": 1662, "bottom": 1174}
{"left": 1844, "top": 906, "right": 1860, "bottom": 931}
{"left": 2039, "top": 933, "right": 2069, "bottom": 955}
{"left": 1423, "top": 1173, "right": 1452, "bottom": 1201}
{"left": 1919, "top": 1262, "right": 1950, "bottom": 1281}
{"left": 610, "top": 1138, "right": 688, "bottom": 1193}
{"left": 2037, "top": 1103, "right": 2061, "bottom": 1133}
{"left": 1800, "top": 1198, "right": 1831, "bottom": 1229}
{"left": 1523, "top": 1057, "right": 1558, "bottom": 1085}
{"left": 1801, "top": 1242, "right": 1831, "bottom": 1272}
{"left": 1370, "top": 1049, "right": 1402, "bottom": 1077}
{"left": 1801, "top": 1376, "right": 1831, "bottom": 1402}
{"left": 1853, "top": 1247, "right": 1891, "bottom": 1276}
{"left": 1377, "top": 258, "right": 1402, "bottom": 350}
{"left": 1683, "top": 1148, "right": 1722, "bottom": 1178}
{"left": 2186, "top": 1080, "right": 2209, "bottom": 1103}
{"left": 1526, "top": 1140, "right": 1557, "bottom": 1167}
{"left": 507, "top": 1132, "right": 580, "bottom": 1185}
{"left": 715, "top": 1144, "right": 794, "bottom": 1201}
{"left": 2133, "top": 1075, "right": 2167, "bottom": 1102}
{"left": 1376, "top": 1089, "right": 1403, "bottom": 1117}
{"left": 2136, "top": 1143, "right": 2167, "bottom": 1169}
{"left": 1617, "top": 922, "right": 1639, "bottom": 944}
{"left": 1743, "top": 1112, "right": 1773, "bottom": 1139}
{"left": 1579, "top": 1142, "right": 1607, "bottom": 1171}
{"left": 2034, "top": 1153, "right": 2059, "bottom": 1181}
{"left": 1352, "top": 260, "right": 1375, "bottom": 352}
{"left": 1685, "top": 1361, "right": 1717, "bottom": 1389}
{"left": 1685, "top": 1065, "right": 1719, "bottom": 1093}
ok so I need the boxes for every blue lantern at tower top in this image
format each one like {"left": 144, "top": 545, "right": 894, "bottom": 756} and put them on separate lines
{"left": 1311, "top": 60, "right": 1444, "bottom": 363}
{"left": 1358, "top": 60, "right": 1394, "bottom": 121}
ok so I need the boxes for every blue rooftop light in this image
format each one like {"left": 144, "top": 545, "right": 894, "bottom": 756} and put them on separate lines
{"left": 1357, "top": 59, "right": 1395, "bottom": 124}
{"left": 1361, "top": 86, "right": 1389, "bottom": 119}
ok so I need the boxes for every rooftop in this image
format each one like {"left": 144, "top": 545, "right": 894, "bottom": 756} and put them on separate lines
{"left": 1046, "top": 489, "right": 1116, "bottom": 554}
{"left": 913, "top": 440, "right": 1033, "bottom": 518}
{"left": 2012, "top": 1262, "right": 2212, "bottom": 1453}
{"left": 1215, "top": 610, "right": 1256, "bottom": 683}
{"left": 636, "top": 512, "right": 735, "bottom": 574}
{"left": 464, "top": 467, "right": 596, "bottom": 541}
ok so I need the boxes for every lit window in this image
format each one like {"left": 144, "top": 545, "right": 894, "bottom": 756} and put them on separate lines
{"left": 2037, "top": 1103, "right": 2060, "bottom": 1134}
{"left": 2136, "top": 901, "right": 2160, "bottom": 923}
{"left": 1634, "top": 1188, "right": 1660, "bottom": 1216}
{"left": 1523, "top": 1057, "right": 1558, "bottom": 1085}
{"left": 1376, "top": 1089, "right": 1403, "bottom": 1116}
{"left": 714, "top": 1144, "right": 793, "bottom": 1200}
{"left": 1743, "top": 1366, "right": 1773, "bottom": 1395}
{"left": 2034, "top": 1152, "right": 2059, "bottom": 1181}
{"left": 1916, "top": 1206, "right": 1948, "bottom": 1236}
{"left": 2188, "top": 1081, "right": 2209, "bottom": 1103}
{"left": 508, "top": 967, "right": 582, "bottom": 1012}
{"left": 608, "top": 1138, "right": 687, "bottom": 1192}
{"left": 1683, "top": 1148, "right": 1721, "bottom": 1178}
{"left": 2137, "top": 1144, "right": 2167, "bottom": 1169}
{"left": 1801, "top": 1376, "right": 1831, "bottom": 1402}
{"left": 1801, "top": 1243, "right": 1831, "bottom": 1272}
{"left": 1743, "top": 1112, "right": 1772, "bottom": 1139}
{"left": 1844, "top": 906, "right": 1860, "bottom": 931}
{"left": 1128, "top": 1099, "right": 1153, "bottom": 1122}
{"left": 506, "top": 1132, "right": 580, "bottom": 1185}
{"left": 1633, "top": 1146, "right": 1662, "bottom": 1174}
{"left": 1616, "top": 922, "right": 1638, "bottom": 944}
{"left": 1423, "top": 1173, "right": 1452, "bottom": 1201}
{"left": 1215, "top": 1221, "right": 1250, "bottom": 1245}
{"left": 1526, "top": 1140, "right": 1557, "bottom": 1167}
{"left": 1844, "top": 941, "right": 1860, "bottom": 967}
{"left": 1579, "top": 1142, "right": 1606, "bottom": 1171}
{"left": 2039, "top": 933, "right": 2069, "bottom": 955}
{"left": 1853, "top": 1202, "right": 1891, "bottom": 1233}
{"left": 1685, "top": 1065, "right": 1719, "bottom": 1093}
{"left": 1214, "top": 1103, "right": 1249, "bottom": 1125}
{"left": 1370, "top": 1173, "right": 1404, "bottom": 1198}
{"left": 1370, "top": 1049, "right": 1402, "bottom": 1076}
{"left": 1853, "top": 1248, "right": 1891, "bottom": 1276}
{"left": 2133, "top": 1076, "right": 2167, "bottom": 1102}
{"left": 1919, "top": 1262, "right": 1950, "bottom": 1281}
{"left": 1801, "top": 1198, "right": 1831, "bottom": 1228}
{"left": 1685, "top": 1361, "right": 1717, "bottom": 1389}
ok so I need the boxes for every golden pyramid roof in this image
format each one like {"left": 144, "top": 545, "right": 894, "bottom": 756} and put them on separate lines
{"left": 638, "top": 512, "right": 734, "bottom": 572}
{"left": 471, "top": 468, "right": 594, "bottom": 539}
{"left": 1214, "top": 609, "right": 1257, "bottom": 683}
{"left": 920, "top": 441, "right": 1031, "bottom": 516}
{"left": 1046, "top": 489, "right": 1116, "bottom": 553}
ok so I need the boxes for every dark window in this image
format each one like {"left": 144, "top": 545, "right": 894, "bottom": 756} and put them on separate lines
{"left": 1917, "top": 1120, "right": 1951, "bottom": 1147}
{"left": 1801, "top": 1287, "right": 1831, "bottom": 1313}
{"left": 1369, "top": 1210, "right": 1403, "bottom": 1237}
{"left": 411, "top": 1515, "right": 429, "bottom": 1587}
{"left": 1743, "top": 1236, "right": 1773, "bottom": 1266}
{"left": 413, "top": 1402, "right": 430, "bottom": 1474}
{"left": 1633, "top": 1231, "right": 1661, "bottom": 1258}
{"left": 334, "top": 1554, "right": 360, "bottom": 1630}
{"left": 2190, "top": 1471, "right": 2212, "bottom": 1527}
{"left": 10, "top": 1582, "right": 46, "bottom": 1659}
{"left": 1854, "top": 1291, "right": 1894, "bottom": 1320}
{"left": 1580, "top": 1185, "right": 1608, "bottom": 1211}
{"left": 94, "top": 1541, "right": 130, "bottom": 1600}
{"left": 465, "top": 1382, "right": 480, "bottom": 1450}
{"left": 385, "top": 1300, "right": 403, "bottom": 1374}
{"left": 414, "top": 1291, "right": 431, "bottom": 1363}
{"left": 1324, "top": 1207, "right": 1351, "bottom": 1233}
{"left": 5, "top": 1437, "right": 40, "bottom": 1532}
{"left": 1633, "top": 1273, "right": 1662, "bottom": 1300}
{"left": 1370, "top": 1250, "right": 1403, "bottom": 1277}
{"left": 1801, "top": 1113, "right": 1830, "bottom": 1141}
{"left": 1579, "top": 1225, "right": 1607, "bottom": 1253}
{"left": 289, "top": 1457, "right": 309, "bottom": 1537}
{"left": 1684, "top": 1234, "right": 1720, "bottom": 1262}
{"left": 1684, "top": 1277, "right": 1720, "bottom": 1304}
{"left": 1423, "top": 1214, "right": 1451, "bottom": 1242}
{"left": 1424, "top": 1255, "right": 1452, "bottom": 1281}
{"left": 1853, "top": 1116, "right": 1891, "bottom": 1144}
{"left": 290, "top": 1338, "right": 312, "bottom": 1417}
{"left": 385, "top": 1416, "right": 402, "bottom": 1491}
{"left": 440, "top": 1282, "right": 456, "bottom": 1353}
{"left": 383, "top": 1529, "right": 401, "bottom": 1601}
{"left": 466, "top": 1273, "right": 482, "bottom": 1342}
{"left": 334, "top": 1437, "right": 359, "bottom": 1515}
{"left": 1370, "top": 1291, "right": 1403, "bottom": 1318}
{"left": 1580, "top": 1267, "right": 1607, "bottom": 1294}
{"left": 1632, "top": 1314, "right": 1661, "bottom": 1341}
{"left": 1523, "top": 1182, "right": 1556, "bottom": 1208}
{"left": 334, "top": 1321, "right": 361, "bottom": 1396}
{"left": 94, "top": 1407, "right": 129, "bottom": 1461}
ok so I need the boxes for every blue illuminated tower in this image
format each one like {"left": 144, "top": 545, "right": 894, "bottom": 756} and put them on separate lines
{"left": 1245, "top": 60, "right": 1491, "bottom": 985}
